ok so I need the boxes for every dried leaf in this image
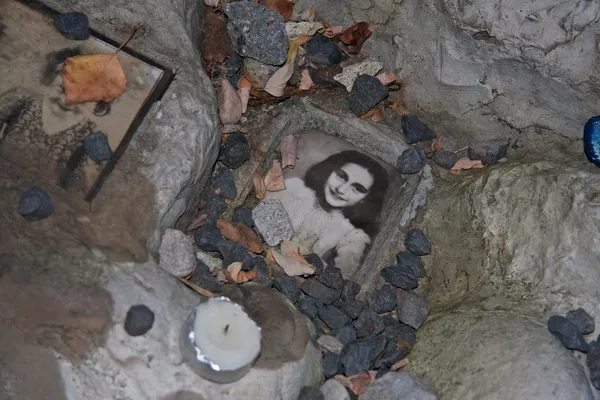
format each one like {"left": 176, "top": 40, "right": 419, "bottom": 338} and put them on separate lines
{"left": 264, "top": 159, "right": 286, "bottom": 192}
{"left": 226, "top": 262, "right": 243, "bottom": 283}
{"left": 202, "top": 11, "right": 234, "bottom": 72}
{"left": 281, "top": 135, "right": 298, "bottom": 168}
{"left": 339, "top": 22, "right": 372, "bottom": 54}
{"left": 186, "top": 214, "right": 208, "bottom": 232}
{"left": 361, "top": 106, "right": 385, "bottom": 122}
{"left": 391, "top": 100, "right": 410, "bottom": 115}
{"left": 322, "top": 25, "right": 343, "bottom": 38}
{"left": 293, "top": 34, "right": 313, "bottom": 46}
{"left": 178, "top": 277, "right": 215, "bottom": 298}
{"left": 334, "top": 371, "right": 377, "bottom": 395}
{"left": 217, "top": 219, "right": 265, "bottom": 253}
{"left": 218, "top": 79, "right": 242, "bottom": 125}
{"left": 62, "top": 54, "right": 127, "bottom": 104}
{"left": 264, "top": 52, "right": 297, "bottom": 97}
{"left": 376, "top": 71, "right": 398, "bottom": 85}
{"left": 298, "top": 69, "right": 314, "bottom": 91}
{"left": 391, "top": 358, "right": 409, "bottom": 371}
{"left": 431, "top": 136, "right": 443, "bottom": 152}
{"left": 204, "top": 0, "right": 219, "bottom": 5}
{"left": 280, "top": 240, "right": 311, "bottom": 256}
{"left": 238, "top": 86, "right": 251, "bottom": 114}
{"left": 222, "top": 124, "right": 249, "bottom": 134}
{"left": 253, "top": 171, "right": 267, "bottom": 199}
{"left": 450, "top": 157, "right": 485, "bottom": 175}
{"left": 259, "top": 0, "right": 294, "bottom": 21}
{"left": 272, "top": 249, "right": 316, "bottom": 276}
{"left": 238, "top": 270, "right": 257, "bottom": 282}
{"left": 266, "top": 248, "right": 276, "bottom": 263}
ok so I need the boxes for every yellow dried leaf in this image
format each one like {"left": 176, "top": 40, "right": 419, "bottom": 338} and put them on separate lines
{"left": 217, "top": 219, "right": 264, "bottom": 253}
{"left": 225, "top": 262, "right": 243, "bottom": 283}
{"left": 253, "top": 171, "right": 267, "bottom": 199}
{"left": 450, "top": 157, "right": 485, "bottom": 175}
{"left": 391, "top": 100, "right": 410, "bottom": 115}
{"left": 361, "top": 107, "right": 384, "bottom": 122}
{"left": 62, "top": 54, "right": 127, "bottom": 104}
{"left": 264, "top": 159, "right": 286, "bottom": 192}
{"left": 272, "top": 249, "right": 316, "bottom": 276}
{"left": 431, "top": 136, "right": 444, "bottom": 152}
{"left": 266, "top": 248, "right": 276, "bottom": 263}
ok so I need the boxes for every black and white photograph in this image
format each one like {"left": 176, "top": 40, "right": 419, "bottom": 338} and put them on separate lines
{"left": 266, "top": 130, "right": 401, "bottom": 277}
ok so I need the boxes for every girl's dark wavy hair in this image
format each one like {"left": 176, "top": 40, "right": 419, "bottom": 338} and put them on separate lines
{"left": 304, "top": 150, "right": 389, "bottom": 237}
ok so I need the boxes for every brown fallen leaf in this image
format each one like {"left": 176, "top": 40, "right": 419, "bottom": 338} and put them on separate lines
{"left": 377, "top": 71, "right": 398, "bottom": 86}
{"left": 62, "top": 54, "right": 127, "bottom": 104}
{"left": 253, "top": 171, "right": 267, "bottom": 199}
{"left": 391, "top": 100, "right": 410, "bottom": 115}
{"left": 298, "top": 69, "right": 315, "bottom": 91}
{"left": 266, "top": 248, "right": 276, "bottom": 263}
{"left": 293, "top": 34, "right": 313, "bottom": 46}
{"left": 281, "top": 135, "right": 298, "bottom": 169}
{"left": 186, "top": 214, "right": 208, "bottom": 232}
{"left": 431, "top": 136, "right": 444, "bottom": 152}
{"left": 322, "top": 25, "right": 344, "bottom": 38}
{"left": 224, "top": 262, "right": 257, "bottom": 284}
{"left": 202, "top": 11, "right": 233, "bottom": 72}
{"left": 259, "top": 0, "right": 294, "bottom": 21}
{"left": 272, "top": 249, "right": 316, "bottom": 276}
{"left": 391, "top": 357, "right": 409, "bottom": 371}
{"left": 178, "top": 277, "right": 215, "bottom": 298}
{"left": 217, "top": 219, "right": 265, "bottom": 253}
{"left": 339, "top": 22, "right": 372, "bottom": 54}
{"left": 238, "top": 76, "right": 253, "bottom": 114}
{"left": 264, "top": 159, "right": 286, "bottom": 191}
{"left": 450, "top": 157, "right": 485, "bottom": 175}
{"left": 218, "top": 79, "right": 242, "bottom": 125}
{"left": 334, "top": 371, "right": 377, "bottom": 395}
{"left": 361, "top": 106, "right": 385, "bottom": 122}
{"left": 264, "top": 51, "right": 298, "bottom": 97}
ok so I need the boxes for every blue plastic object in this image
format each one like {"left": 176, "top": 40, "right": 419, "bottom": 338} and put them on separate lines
{"left": 584, "top": 115, "right": 600, "bottom": 167}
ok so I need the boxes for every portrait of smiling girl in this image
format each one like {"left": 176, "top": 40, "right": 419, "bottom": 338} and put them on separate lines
{"left": 265, "top": 138, "right": 390, "bottom": 277}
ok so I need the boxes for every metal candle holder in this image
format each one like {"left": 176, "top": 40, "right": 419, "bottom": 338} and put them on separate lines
{"left": 180, "top": 296, "right": 262, "bottom": 384}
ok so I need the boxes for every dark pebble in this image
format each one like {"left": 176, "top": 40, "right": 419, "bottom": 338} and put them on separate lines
{"left": 380, "top": 265, "right": 418, "bottom": 290}
{"left": 376, "top": 368, "right": 390, "bottom": 379}
{"left": 404, "top": 229, "right": 432, "bottom": 256}
{"left": 210, "top": 164, "right": 237, "bottom": 200}
{"left": 339, "top": 335, "right": 388, "bottom": 376}
{"left": 318, "top": 304, "right": 352, "bottom": 330}
{"left": 18, "top": 186, "right": 55, "bottom": 221}
{"left": 347, "top": 74, "right": 388, "bottom": 117}
{"left": 189, "top": 261, "right": 222, "bottom": 292}
{"left": 224, "top": 2, "right": 288, "bottom": 66}
{"left": 252, "top": 256, "right": 272, "bottom": 287}
{"left": 376, "top": 338, "right": 409, "bottom": 368}
{"left": 301, "top": 279, "right": 341, "bottom": 305}
{"left": 218, "top": 132, "right": 250, "bottom": 169}
{"left": 566, "top": 308, "right": 595, "bottom": 335}
{"left": 323, "top": 350, "right": 341, "bottom": 378}
{"left": 304, "top": 253, "right": 324, "bottom": 276}
{"left": 587, "top": 341, "right": 600, "bottom": 389}
{"left": 369, "top": 284, "right": 397, "bottom": 314}
{"left": 433, "top": 150, "right": 459, "bottom": 170}
{"left": 313, "top": 316, "right": 332, "bottom": 335}
{"left": 395, "top": 147, "right": 426, "bottom": 174}
{"left": 83, "top": 131, "right": 113, "bottom": 162}
{"left": 401, "top": 115, "right": 437, "bottom": 144}
{"left": 547, "top": 315, "right": 590, "bottom": 352}
{"left": 396, "top": 290, "right": 430, "bottom": 330}
{"left": 319, "top": 265, "right": 344, "bottom": 290}
{"left": 232, "top": 207, "right": 254, "bottom": 228}
{"left": 201, "top": 191, "right": 228, "bottom": 222}
{"left": 124, "top": 304, "right": 155, "bottom": 336}
{"left": 308, "top": 65, "right": 345, "bottom": 89}
{"left": 354, "top": 306, "right": 385, "bottom": 338}
{"left": 468, "top": 138, "right": 509, "bottom": 165}
{"left": 395, "top": 251, "right": 426, "bottom": 278}
{"left": 225, "top": 53, "right": 244, "bottom": 89}
{"left": 297, "top": 295, "right": 319, "bottom": 319}
{"left": 342, "top": 279, "right": 361, "bottom": 301}
{"left": 54, "top": 12, "right": 89, "bottom": 40}
{"left": 336, "top": 325, "right": 357, "bottom": 346}
{"left": 298, "top": 386, "right": 324, "bottom": 400}
{"left": 194, "top": 222, "right": 223, "bottom": 252}
{"left": 217, "top": 240, "right": 253, "bottom": 268}
{"left": 339, "top": 298, "right": 364, "bottom": 320}
{"left": 383, "top": 318, "right": 416, "bottom": 347}
{"left": 241, "top": 257, "right": 254, "bottom": 271}
{"left": 305, "top": 34, "right": 342, "bottom": 66}
{"left": 93, "top": 100, "right": 111, "bottom": 117}
{"left": 273, "top": 274, "right": 300, "bottom": 303}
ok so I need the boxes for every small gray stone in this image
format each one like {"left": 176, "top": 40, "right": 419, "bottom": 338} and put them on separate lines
{"left": 298, "top": 295, "right": 319, "bottom": 319}
{"left": 232, "top": 207, "right": 254, "bottom": 228}
{"left": 243, "top": 58, "right": 280, "bottom": 88}
{"left": 301, "top": 279, "right": 341, "bottom": 305}
{"left": 298, "top": 386, "right": 325, "bottom": 400}
{"left": 354, "top": 306, "right": 385, "bottom": 337}
{"left": 401, "top": 115, "right": 437, "bottom": 144}
{"left": 252, "top": 256, "right": 272, "bottom": 288}
{"left": 158, "top": 229, "right": 196, "bottom": 277}
{"left": 587, "top": 341, "right": 600, "bottom": 389}
{"left": 380, "top": 266, "right": 418, "bottom": 290}
{"left": 395, "top": 251, "right": 426, "bottom": 278}
{"left": 54, "top": 11, "right": 89, "bottom": 40}
{"left": 335, "top": 325, "right": 357, "bottom": 346}
{"left": 224, "top": 2, "right": 289, "bottom": 66}
{"left": 339, "top": 298, "right": 364, "bottom": 320}
{"left": 396, "top": 147, "right": 426, "bottom": 174}
{"left": 83, "top": 131, "right": 113, "bottom": 161}
{"left": 194, "top": 222, "right": 223, "bottom": 252}
{"left": 306, "top": 34, "right": 343, "bottom": 66}
{"left": 404, "top": 229, "right": 432, "bottom": 256}
{"left": 201, "top": 190, "right": 228, "bottom": 222}
{"left": 321, "top": 379, "right": 350, "bottom": 400}
{"left": 396, "top": 291, "right": 430, "bottom": 329}
{"left": 317, "top": 335, "right": 344, "bottom": 354}
{"left": 305, "top": 253, "right": 325, "bottom": 275}
{"left": 189, "top": 261, "right": 223, "bottom": 292}
{"left": 273, "top": 274, "right": 301, "bottom": 303}
{"left": 217, "top": 240, "right": 253, "bottom": 268}
{"left": 195, "top": 250, "right": 222, "bottom": 273}
{"left": 347, "top": 75, "right": 388, "bottom": 116}
{"left": 319, "top": 266, "right": 344, "bottom": 290}
{"left": 468, "top": 139, "right": 509, "bottom": 165}
{"left": 433, "top": 150, "right": 459, "bottom": 170}
{"left": 218, "top": 132, "right": 251, "bottom": 169}
{"left": 319, "top": 304, "right": 352, "bottom": 330}
{"left": 252, "top": 200, "right": 294, "bottom": 246}
{"left": 339, "top": 335, "right": 387, "bottom": 376}
{"left": 342, "top": 280, "right": 361, "bottom": 301}
{"left": 566, "top": 308, "right": 595, "bottom": 335}
{"left": 323, "top": 351, "right": 341, "bottom": 378}
{"left": 18, "top": 186, "right": 55, "bottom": 221}
{"left": 124, "top": 305, "right": 155, "bottom": 337}
{"left": 210, "top": 163, "right": 237, "bottom": 200}
{"left": 359, "top": 372, "right": 438, "bottom": 400}
{"left": 547, "top": 315, "right": 589, "bottom": 352}
{"left": 369, "top": 284, "right": 397, "bottom": 314}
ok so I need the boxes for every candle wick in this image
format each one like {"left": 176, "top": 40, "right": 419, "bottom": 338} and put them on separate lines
{"left": 224, "top": 324, "right": 229, "bottom": 335}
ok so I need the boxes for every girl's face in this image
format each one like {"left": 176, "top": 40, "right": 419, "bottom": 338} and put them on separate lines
{"left": 324, "top": 163, "right": 373, "bottom": 208}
